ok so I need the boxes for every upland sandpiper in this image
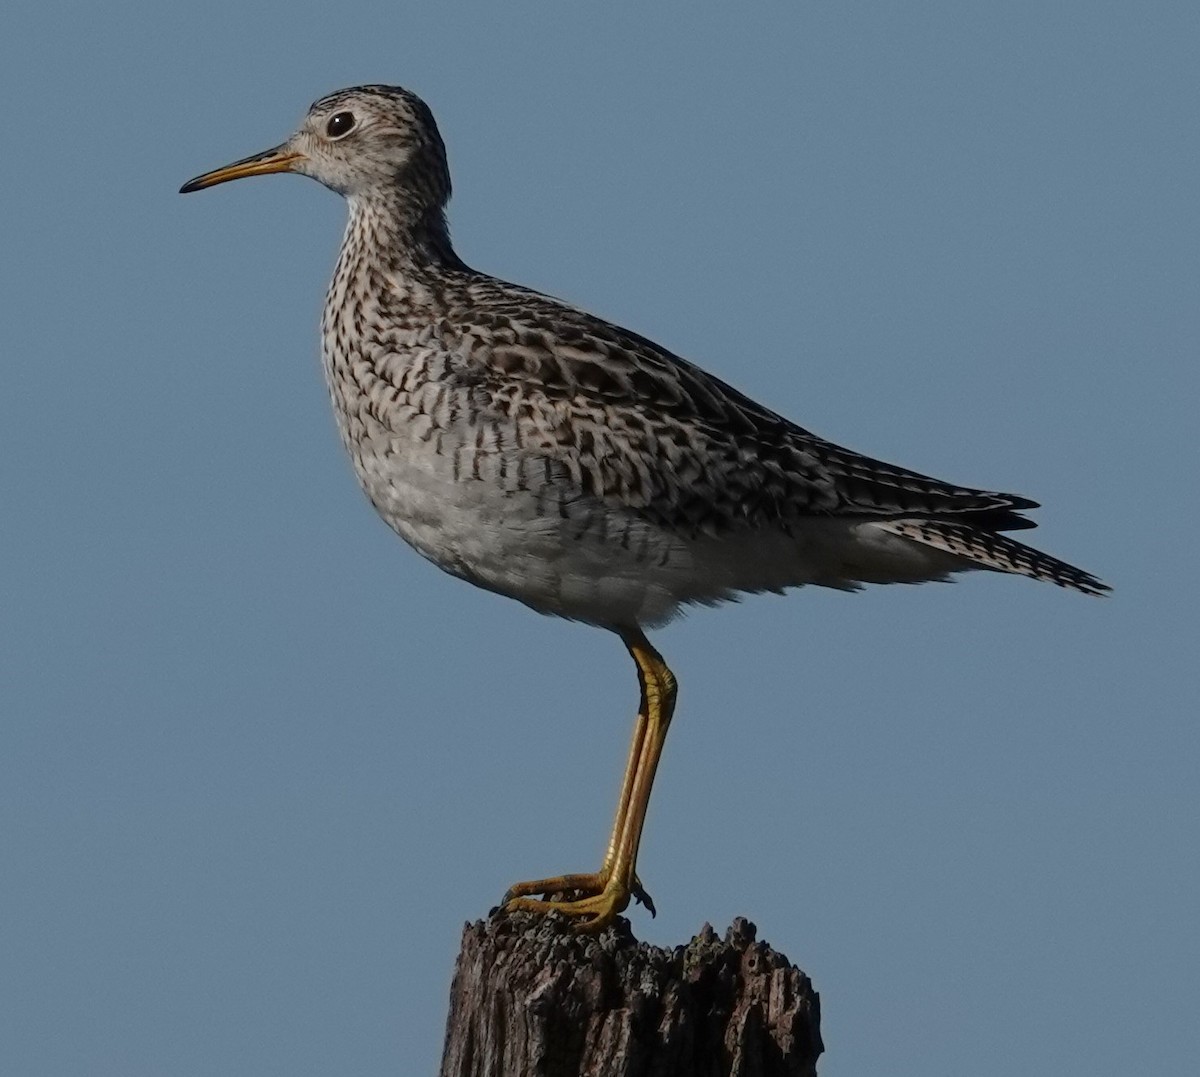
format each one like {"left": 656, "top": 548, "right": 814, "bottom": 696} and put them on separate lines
{"left": 181, "top": 85, "right": 1107, "bottom": 931}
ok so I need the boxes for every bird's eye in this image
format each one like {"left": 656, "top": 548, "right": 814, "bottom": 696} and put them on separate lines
{"left": 325, "top": 112, "right": 356, "bottom": 139}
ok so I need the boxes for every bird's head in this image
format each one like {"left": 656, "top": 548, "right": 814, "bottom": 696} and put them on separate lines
{"left": 180, "top": 85, "right": 452, "bottom": 209}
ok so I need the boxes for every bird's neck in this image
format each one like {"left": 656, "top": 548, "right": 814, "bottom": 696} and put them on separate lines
{"left": 343, "top": 192, "right": 467, "bottom": 280}
{"left": 321, "top": 193, "right": 471, "bottom": 384}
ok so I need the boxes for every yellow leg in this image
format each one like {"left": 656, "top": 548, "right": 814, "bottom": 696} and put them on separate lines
{"left": 501, "top": 710, "right": 647, "bottom": 904}
{"left": 503, "top": 629, "right": 677, "bottom": 932}
{"left": 603, "top": 707, "right": 649, "bottom": 874}
{"left": 603, "top": 634, "right": 676, "bottom": 900}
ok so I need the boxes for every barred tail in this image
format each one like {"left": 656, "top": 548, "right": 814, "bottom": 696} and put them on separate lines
{"left": 880, "top": 519, "right": 1110, "bottom": 596}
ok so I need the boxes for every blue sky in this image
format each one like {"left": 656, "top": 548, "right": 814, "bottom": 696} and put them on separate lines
{"left": 2, "top": 3, "right": 1196, "bottom": 1075}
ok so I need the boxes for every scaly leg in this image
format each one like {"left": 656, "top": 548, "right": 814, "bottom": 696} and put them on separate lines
{"left": 501, "top": 709, "right": 648, "bottom": 904}
{"left": 503, "top": 629, "right": 677, "bottom": 931}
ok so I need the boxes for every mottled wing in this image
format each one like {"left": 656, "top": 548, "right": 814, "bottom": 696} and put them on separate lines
{"left": 457, "top": 288, "right": 1037, "bottom": 538}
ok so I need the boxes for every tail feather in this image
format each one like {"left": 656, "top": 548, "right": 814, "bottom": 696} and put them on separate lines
{"left": 880, "top": 519, "right": 1110, "bottom": 596}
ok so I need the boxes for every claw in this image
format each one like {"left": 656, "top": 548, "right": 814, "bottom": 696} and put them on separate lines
{"left": 631, "top": 874, "right": 656, "bottom": 917}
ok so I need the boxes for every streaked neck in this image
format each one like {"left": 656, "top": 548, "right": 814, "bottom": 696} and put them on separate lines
{"left": 345, "top": 191, "right": 467, "bottom": 276}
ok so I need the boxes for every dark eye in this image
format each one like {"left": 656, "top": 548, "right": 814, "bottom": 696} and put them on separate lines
{"left": 325, "top": 112, "right": 356, "bottom": 139}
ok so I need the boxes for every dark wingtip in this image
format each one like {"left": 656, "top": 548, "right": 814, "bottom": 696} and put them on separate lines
{"left": 971, "top": 492, "right": 1041, "bottom": 532}
{"left": 1075, "top": 572, "right": 1113, "bottom": 597}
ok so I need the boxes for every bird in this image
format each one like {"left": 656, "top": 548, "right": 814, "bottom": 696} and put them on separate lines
{"left": 180, "top": 84, "right": 1108, "bottom": 932}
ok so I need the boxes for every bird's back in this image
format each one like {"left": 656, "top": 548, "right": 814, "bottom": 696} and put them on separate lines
{"left": 319, "top": 220, "right": 1105, "bottom": 629}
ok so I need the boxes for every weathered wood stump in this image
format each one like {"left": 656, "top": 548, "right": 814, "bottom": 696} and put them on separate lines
{"left": 439, "top": 912, "right": 822, "bottom": 1076}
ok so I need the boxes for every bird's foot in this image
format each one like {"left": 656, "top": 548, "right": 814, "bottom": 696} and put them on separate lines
{"left": 503, "top": 882, "right": 630, "bottom": 933}
{"left": 501, "top": 871, "right": 655, "bottom": 932}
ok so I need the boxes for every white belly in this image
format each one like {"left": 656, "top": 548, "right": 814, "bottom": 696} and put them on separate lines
{"left": 346, "top": 422, "right": 702, "bottom": 627}
{"left": 341, "top": 420, "right": 970, "bottom": 630}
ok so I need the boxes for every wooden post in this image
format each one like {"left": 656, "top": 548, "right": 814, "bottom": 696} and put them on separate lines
{"left": 439, "top": 912, "right": 823, "bottom": 1076}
